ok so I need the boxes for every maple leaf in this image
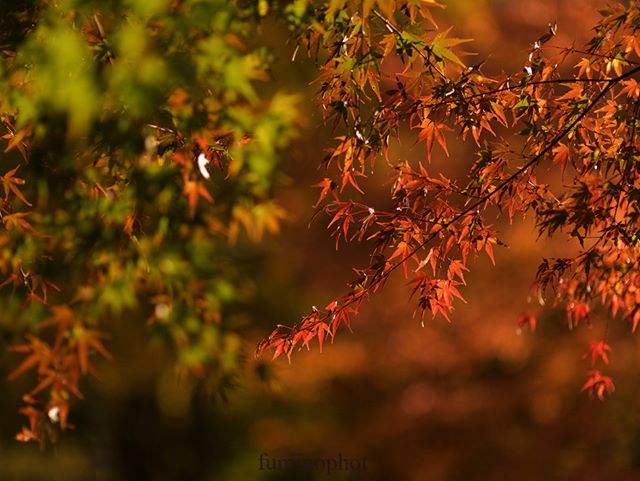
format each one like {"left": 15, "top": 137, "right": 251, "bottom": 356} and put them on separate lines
{"left": 316, "top": 322, "right": 332, "bottom": 353}
{"left": 584, "top": 341, "right": 611, "bottom": 366}
{"left": 312, "top": 178, "right": 338, "bottom": 207}
{"left": 2, "top": 212, "right": 34, "bottom": 232}
{"left": 2, "top": 165, "right": 32, "bottom": 206}
{"left": 28, "top": 275, "right": 61, "bottom": 305}
{"left": 388, "top": 240, "right": 413, "bottom": 277}
{"left": 8, "top": 350, "right": 43, "bottom": 382}
{"left": 8, "top": 335, "right": 53, "bottom": 381}
{"left": 447, "top": 260, "right": 469, "bottom": 284}
{"left": 15, "top": 426, "right": 39, "bottom": 443}
{"left": 15, "top": 405, "right": 44, "bottom": 443}
{"left": 183, "top": 177, "right": 214, "bottom": 217}
{"left": 429, "top": 28, "right": 472, "bottom": 68}
{"left": 2, "top": 129, "right": 29, "bottom": 162}
{"left": 567, "top": 302, "right": 590, "bottom": 328}
{"left": 73, "top": 325, "right": 113, "bottom": 375}
{"left": 517, "top": 312, "right": 537, "bottom": 332}
{"left": 418, "top": 119, "right": 451, "bottom": 162}
{"left": 581, "top": 370, "right": 615, "bottom": 400}
{"left": 340, "top": 170, "right": 365, "bottom": 194}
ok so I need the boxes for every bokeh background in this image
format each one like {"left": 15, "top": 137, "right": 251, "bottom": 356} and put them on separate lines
{"left": 2, "top": 1, "right": 640, "bottom": 480}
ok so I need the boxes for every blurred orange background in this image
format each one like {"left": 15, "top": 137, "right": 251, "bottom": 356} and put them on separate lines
{"left": 2, "top": 1, "right": 640, "bottom": 480}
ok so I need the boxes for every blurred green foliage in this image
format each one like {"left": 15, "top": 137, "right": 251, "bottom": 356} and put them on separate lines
{"left": 0, "top": 0, "right": 300, "bottom": 442}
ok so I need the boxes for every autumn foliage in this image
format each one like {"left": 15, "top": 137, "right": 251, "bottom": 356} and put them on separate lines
{"left": 0, "top": 0, "right": 298, "bottom": 443}
{"left": 1, "top": 0, "right": 640, "bottom": 445}
{"left": 257, "top": 0, "right": 640, "bottom": 407}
